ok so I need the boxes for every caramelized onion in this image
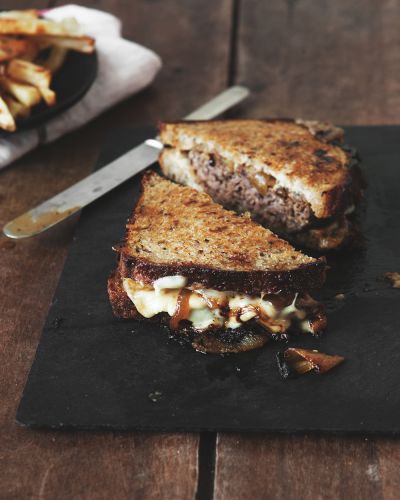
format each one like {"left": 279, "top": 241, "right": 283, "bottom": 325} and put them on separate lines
{"left": 169, "top": 289, "right": 191, "bottom": 330}
{"left": 385, "top": 272, "right": 400, "bottom": 289}
{"left": 277, "top": 347, "right": 344, "bottom": 379}
{"left": 296, "top": 294, "right": 327, "bottom": 336}
{"left": 192, "top": 331, "right": 269, "bottom": 354}
{"left": 249, "top": 171, "right": 276, "bottom": 195}
{"left": 263, "top": 293, "right": 295, "bottom": 309}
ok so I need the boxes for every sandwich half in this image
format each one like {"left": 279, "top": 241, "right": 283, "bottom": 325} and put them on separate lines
{"left": 108, "top": 171, "right": 327, "bottom": 353}
{"left": 159, "top": 119, "right": 363, "bottom": 251}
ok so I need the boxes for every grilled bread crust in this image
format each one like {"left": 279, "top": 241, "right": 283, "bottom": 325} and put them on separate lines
{"left": 107, "top": 270, "right": 138, "bottom": 319}
{"left": 118, "top": 255, "right": 326, "bottom": 295}
{"left": 116, "top": 171, "right": 326, "bottom": 294}
{"left": 159, "top": 119, "right": 353, "bottom": 219}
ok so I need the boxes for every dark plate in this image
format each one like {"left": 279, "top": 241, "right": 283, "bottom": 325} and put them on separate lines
{"left": 16, "top": 126, "right": 400, "bottom": 434}
{"left": 2, "top": 50, "right": 97, "bottom": 133}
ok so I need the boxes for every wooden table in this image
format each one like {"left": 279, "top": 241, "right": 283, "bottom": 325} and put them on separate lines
{"left": 1, "top": 1, "right": 400, "bottom": 498}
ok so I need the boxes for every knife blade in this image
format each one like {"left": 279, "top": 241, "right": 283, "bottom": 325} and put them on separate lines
{"left": 3, "top": 85, "right": 250, "bottom": 239}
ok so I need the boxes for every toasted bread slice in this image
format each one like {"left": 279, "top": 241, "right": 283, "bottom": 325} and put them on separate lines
{"left": 108, "top": 270, "right": 138, "bottom": 320}
{"left": 117, "top": 171, "right": 326, "bottom": 294}
{"left": 159, "top": 119, "right": 352, "bottom": 219}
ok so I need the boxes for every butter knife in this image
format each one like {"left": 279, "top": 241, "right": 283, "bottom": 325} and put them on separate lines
{"left": 3, "top": 85, "right": 250, "bottom": 239}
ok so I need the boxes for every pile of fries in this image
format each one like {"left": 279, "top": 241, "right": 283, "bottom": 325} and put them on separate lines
{"left": 0, "top": 9, "right": 95, "bottom": 132}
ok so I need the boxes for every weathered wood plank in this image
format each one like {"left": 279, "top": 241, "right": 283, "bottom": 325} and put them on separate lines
{"left": 0, "top": 1, "right": 232, "bottom": 498}
{"left": 3, "top": 430, "right": 199, "bottom": 499}
{"left": 233, "top": 0, "right": 400, "bottom": 124}
{"left": 215, "top": 1, "right": 400, "bottom": 499}
{"left": 215, "top": 434, "right": 382, "bottom": 500}
{"left": 375, "top": 439, "right": 400, "bottom": 500}
{"left": 0, "top": 1, "right": 49, "bottom": 8}
{"left": 53, "top": 0, "right": 232, "bottom": 128}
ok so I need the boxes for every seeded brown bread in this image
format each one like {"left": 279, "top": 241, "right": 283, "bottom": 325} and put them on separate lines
{"left": 159, "top": 119, "right": 353, "bottom": 219}
{"left": 107, "top": 270, "right": 138, "bottom": 319}
{"left": 115, "top": 171, "right": 326, "bottom": 294}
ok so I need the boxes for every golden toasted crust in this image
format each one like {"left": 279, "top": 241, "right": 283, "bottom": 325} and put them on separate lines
{"left": 159, "top": 119, "right": 352, "bottom": 218}
{"left": 107, "top": 270, "right": 138, "bottom": 319}
{"left": 117, "top": 172, "right": 326, "bottom": 294}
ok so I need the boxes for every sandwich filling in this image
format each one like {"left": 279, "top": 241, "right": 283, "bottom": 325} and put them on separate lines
{"left": 160, "top": 147, "right": 358, "bottom": 251}
{"left": 122, "top": 275, "right": 325, "bottom": 336}
{"left": 159, "top": 119, "right": 363, "bottom": 251}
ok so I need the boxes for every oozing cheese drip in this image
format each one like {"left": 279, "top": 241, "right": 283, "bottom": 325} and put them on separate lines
{"left": 122, "top": 277, "right": 310, "bottom": 333}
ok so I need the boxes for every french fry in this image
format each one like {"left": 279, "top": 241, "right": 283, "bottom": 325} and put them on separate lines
{"left": 18, "top": 40, "right": 40, "bottom": 62}
{"left": 38, "top": 86, "right": 56, "bottom": 106}
{"left": 0, "top": 37, "right": 38, "bottom": 62}
{"left": 0, "top": 47, "right": 10, "bottom": 63}
{"left": 32, "top": 35, "right": 95, "bottom": 54}
{"left": 0, "top": 76, "right": 41, "bottom": 107}
{"left": 7, "top": 58, "right": 52, "bottom": 89}
{"left": 60, "top": 17, "right": 81, "bottom": 35}
{"left": 42, "top": 46, "right": 68, "bottom": 73}
{"left": 0, "top": 10, "right": 39, "bottom": 20}
{"left": 7, "top": 59, "right": 56, "bottom": 106}
{"left": 0, "top": 16, "right": 93, "bottom": 47}
{"left": 0, "top": 95, "right": 16, "bottom": 131}
{"left": 0, "top": 9, "right": 96, "bottom": 131}
{"left": 0, "top": 17, "right": 69, "bottom": 36}
{"left": 3, "top": 94, "right": 31, "bottom": 119}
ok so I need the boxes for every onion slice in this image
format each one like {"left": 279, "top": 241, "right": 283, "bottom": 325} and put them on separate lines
{"left": 277, "top": 347, "right": 344, "bottom": 379}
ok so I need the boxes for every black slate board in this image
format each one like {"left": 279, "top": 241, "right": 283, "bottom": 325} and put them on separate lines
{"left": 17, "top": 126, "right": 400, "bottom": 434}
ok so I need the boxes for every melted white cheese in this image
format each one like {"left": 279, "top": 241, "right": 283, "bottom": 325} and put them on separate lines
{"left": 122, "top": 277, "right": 306, "bottom": 332}
{"left": 228, "top": 294, "right": 279, "bottom": 319}
{"left": 300, "top": 320, "right": 314, "bottom": 333}
{"left": 123, "top": 281, "right": 179, "bottom": 318}
{"left": 188, "top": 309, "right": 223, "bottom": 330}
{"left": 153, "top": 275, "right": 188, "bottom": 292}
{"left": 281, "top": 293, "right": 306, "bottom": 319}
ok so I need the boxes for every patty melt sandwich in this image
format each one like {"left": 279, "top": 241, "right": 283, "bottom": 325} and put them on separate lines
{"left": 108, "top": 172, "right": 327, "bottom": 353}
{"left": 159, "top": 119, "right": 363, "bottom": 251}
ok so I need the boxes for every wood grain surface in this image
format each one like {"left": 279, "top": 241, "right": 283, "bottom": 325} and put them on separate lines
{"left": 1, "top": 0, "right": 400, "bottom": 499}
{"left": 0, "top": 1, "right": 231, "bottom": 499}
{"left": 0, "top": 1, "right": 49, "bottom": 8}
{"left": 232, "top": 0, "right": 400, "bottom": 125}
{"left": 215, "top": 434, "right": 384, "bottom": 500}
{"left": 215, "top": 1, "right": 400, "bottom": 499}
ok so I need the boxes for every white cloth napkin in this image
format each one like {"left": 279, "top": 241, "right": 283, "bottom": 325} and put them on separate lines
{"left": 0, "top": 4, "right": 162, "bottom": 168}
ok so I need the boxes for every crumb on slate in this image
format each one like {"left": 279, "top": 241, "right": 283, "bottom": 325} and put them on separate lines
{"left": 52, "top": 317, "right": 64, "bottom": 328}
{"left": 148, "top": 391, "right": 162, "bottom": 403}
{"left": 384, "top": 272, "right": 400, "bottom": 289}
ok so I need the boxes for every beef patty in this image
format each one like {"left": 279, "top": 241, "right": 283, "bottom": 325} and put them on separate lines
{"left": 188, "top": 149, "right": 317, "bottom": 234}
